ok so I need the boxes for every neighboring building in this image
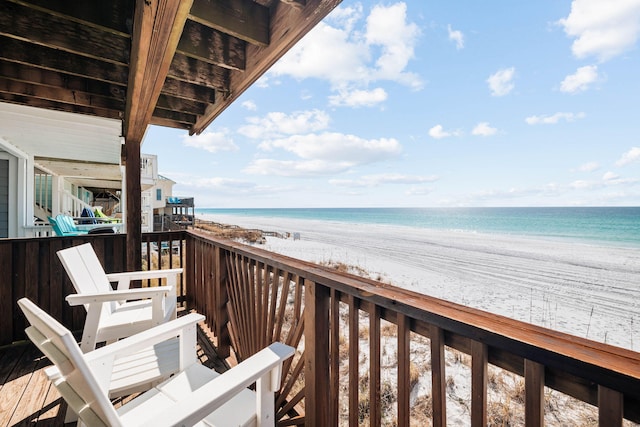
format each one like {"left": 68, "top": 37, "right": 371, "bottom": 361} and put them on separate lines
{"left": 0, "top": 103, "right": 193, "bottom": 238}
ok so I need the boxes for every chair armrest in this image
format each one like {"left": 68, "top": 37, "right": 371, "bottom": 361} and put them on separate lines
{"left": 65, "top": 286, "right": 172, "bottom": 306}
{"left": 147, "top": 342, "right": 295, "bottom": 426}
{"left": 106, "top": 268, "right": 183, "bottom": 291}
{"left": 84, "top": 313, "right": 205, "bottom": 362}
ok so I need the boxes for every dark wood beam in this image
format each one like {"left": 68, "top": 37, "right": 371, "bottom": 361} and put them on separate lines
{"left": 0, "top": 93, "right": 123, "bottom": 119}
{"left": 192, "top": 0, "right": 343, "bottom": 134}
{"left": 152, "top": 107, "right": 197, "bottom": 126}
{"left": 168, "top": 53, "right": 230, "bottom": 92}
{"left": 124, "top": 0, "right": 193, "bottom": 271}
{"left": 0, "top": 36, "right": 129, "bottom": 85}
{"left": 177, "top": 20, "right": 246, "bottom": 71}
{"left": 189, "top": 0, "right": 269, "bottom": 47}
{"left": 0, "top": 2, "right": 130, "bottom": 65}
{"left": 156, "top": 94, "right": 206, "bottom": 116}
{"left": 161, "top": 77, "right": 216, "bottom": 104}
{"left": 0, "top": 78, "right": 125, "bottom": 111}
{"left": 149, "top": 116, "right": 192, "bottom": 130}
{"left": 0, "top": 62, "right": 126, "bottom": 100}
{"left": 9, "top": 0, "right": 134, "bottom": 36}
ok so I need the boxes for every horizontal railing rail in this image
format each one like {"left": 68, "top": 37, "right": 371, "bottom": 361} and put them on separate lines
{"left": 185, "top": 230, "right": 640, "bottom": 426}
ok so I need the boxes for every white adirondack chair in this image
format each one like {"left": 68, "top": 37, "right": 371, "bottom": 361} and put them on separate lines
{"left": 18, "top": 298, "right": 295, "bottom": 427}
{"left": 58, "top": 243, "right": 181, "bottom": 351}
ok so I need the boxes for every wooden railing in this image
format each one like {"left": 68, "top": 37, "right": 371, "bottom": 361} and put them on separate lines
{"left": 1, "top": 231, "right": 639, "bottom": 425}
{"left": 184, "top": 230, "right": 640, "bottom": 426}
{"left": 0, "top": 231, "right": 188, "bottom": 346}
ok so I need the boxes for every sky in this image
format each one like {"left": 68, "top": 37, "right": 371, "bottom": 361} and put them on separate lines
{"left": 143, "top": 0, "right": 640, "bottom": 208}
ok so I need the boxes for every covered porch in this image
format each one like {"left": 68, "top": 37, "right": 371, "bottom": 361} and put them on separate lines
{"left": 1, "top": 232, "right": 638, "bottom": 425}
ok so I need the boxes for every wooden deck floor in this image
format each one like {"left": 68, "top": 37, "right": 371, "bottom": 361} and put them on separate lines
{"left": 0, "top": 325, "right": 229, "bottom": 427}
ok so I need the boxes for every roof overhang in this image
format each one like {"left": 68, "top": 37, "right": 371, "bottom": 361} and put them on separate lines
{"left": 0, "top": 102, "right": 123, "bottom": 188}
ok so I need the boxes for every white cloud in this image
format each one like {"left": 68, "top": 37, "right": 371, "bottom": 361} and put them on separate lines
{"left": 269, "top": 2, "right": 422, "bottom": 104}
{"left": 259, "top": 133, "right": 401, "bottom": 164}
{"left": 238, "top": 110, "right": 330, "bottom": 139}
{"left": 487, "top": 67, "right": 515, "bottom": 96}
{"left": 329, "top": 87, "right": 388, "bottom": 107}
{"left": 603, "top": 171, "right": 619, "bottom": 181}
{"left": 560, "top": 65, "right": 599, "bottom": 93}
{"left": 180, "top": 130, "right": 238, "bottom": 153}
{"left": 615, "top": 147, "right": 640, "bottom": 166}
{"left": 577, "top": 161, "right": 600, "bottom": 172}
{"left": 472, "top": 122, "right": 498, "bottom": 137}
{"left": 243, "top": 159, "right": 354, "bottom": 177}
{"left": 428, "top": 124, "right": 462, "bottom": 139}
{"left": 448, "top": 24, "right": 464, "bottom": 49}
{"left": 570, "top": 179, "right": 595, "bottom": 190}
{"left": 525, "top": 112, "right": 586, "bottom": 125}
{"left": 330, "top": 173, "right": 438, "bottom": 187}
{"left": 241, "top": 100, "right": 257, "bottom": 111}
{"left": 558, "top": 0, "right": 640, "bottom": 61}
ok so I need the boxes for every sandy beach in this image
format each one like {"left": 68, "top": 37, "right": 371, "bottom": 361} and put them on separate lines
{"left": 199, "top": 213, "right": 640, "bottom": 351}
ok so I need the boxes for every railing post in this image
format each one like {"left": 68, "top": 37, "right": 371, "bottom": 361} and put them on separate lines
{"left": 304, "top": 280, "right": 331, "bottom": 427}
{"left": 471, "top": 340, "right": 487, "bottom": 427}
{"left": 598, "top": 385, "right": 623, "bottom": 427}
{"left": 525, "top": 359, "right": 544, "bottom": 427}
{"left": 214, "top": 245, "right": 230, "bottom": 358}
{"left": 430, "top": 325, "right": 446, "bottom": 427}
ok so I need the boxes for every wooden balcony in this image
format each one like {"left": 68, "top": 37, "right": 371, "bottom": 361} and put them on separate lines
{"left": 1, "top": 231, "right": 639, "bottom": 426}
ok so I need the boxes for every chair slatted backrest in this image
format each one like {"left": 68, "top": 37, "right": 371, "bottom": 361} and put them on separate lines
{"left": 57, "top": 214, "right": 80, "bottom": 234}
{"left": 57, "top": 243, "right": 117, "bottom": 315}
{"left": 47, "top": 216, "right": 65, "bottom": 237}
{"left": 18, "top": 298, "right": 121, "bottom": 427}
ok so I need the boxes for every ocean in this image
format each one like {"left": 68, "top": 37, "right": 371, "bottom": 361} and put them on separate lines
{"left": 196, "top": 206, "right": 640, "bottom": 248}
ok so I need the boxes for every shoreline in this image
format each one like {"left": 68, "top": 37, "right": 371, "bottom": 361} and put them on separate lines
{"left": 197, "top": 213, "right": 640, "bottom": 351}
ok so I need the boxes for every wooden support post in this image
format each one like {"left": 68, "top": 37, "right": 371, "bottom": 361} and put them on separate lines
{"left": 598, "top": 385, "right": 623, "bottom": 427}
{"left": 125, "top": 140, "right": 142, "bottom": 272}
{"left": 525, "top": 359, "right": 544, "bottom": 427}
{"left": 304, "top": 280, "right": 330, "bottom": 427}
{"left": 430, "top": 325, "right": 446, "bottom": 427}
{"left": 471, "top": 340, "right": 487, "bottom": 427}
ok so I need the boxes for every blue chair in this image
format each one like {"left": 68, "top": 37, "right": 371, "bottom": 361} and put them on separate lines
{"left": 48, "top": 215, "right": 87, "bottom": 236}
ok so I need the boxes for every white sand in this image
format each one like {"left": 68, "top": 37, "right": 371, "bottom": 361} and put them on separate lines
{"left": 199, "top": 213, "right": 640, "bottom": 351}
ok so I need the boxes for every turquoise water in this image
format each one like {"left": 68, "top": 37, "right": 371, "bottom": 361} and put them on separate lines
{"left": 196, "top": 207, "right": 640, "bottom": 248}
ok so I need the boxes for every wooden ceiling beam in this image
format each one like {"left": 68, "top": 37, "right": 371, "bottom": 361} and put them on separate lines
{"left": 0, "top": 36, "right": 128, "bottom": 85}
{"left": 177, "top": 20, "right": 246, "bottom": 71}
{"left": 152, "top": 107, "right": 197, "bottom": 126}
{"left": 0, "top": 93, "right": 123, "bottom": 119}
{"left": 168, "top": 53, "right": 230, "bottom": 92}
{"left": 0, "top": 62, "right": 126, "bottom": 101}
{"left": 149, "top": 116, "right": 192, "bottom": 130}
{"left": 189, "top": 0, "right": 269, "bottom": 47}
{"left": 0, "top": 2, "right": 130, "bottom": 65}
{"left": 123, "top": 0, "right": 193, "bottom": 143}
{"left": 0, "top": 78, "right": 125, "bottom": 111}
{"left": 192, "top": 0, "right": 343, "bottom": 134}
{"left": 156, "top": 94, "right": 206, "bottom": 116}
{"left": 161, "top": 77, "right": 216, "bottom": 104}
{"left": 9, "top": 0, "right": 134, "bottom": 36}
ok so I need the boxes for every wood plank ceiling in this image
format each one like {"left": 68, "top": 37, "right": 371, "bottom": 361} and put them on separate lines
{"left": 0, "top": 0, "right": 341, "bottom": 140}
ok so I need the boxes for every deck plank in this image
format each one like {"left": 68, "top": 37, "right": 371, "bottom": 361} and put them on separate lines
{"left": 0, "top": 324, "right": 227, "bottom": 426}
{"left": 0, "top": 344, "right": 42, "bottom": 426}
